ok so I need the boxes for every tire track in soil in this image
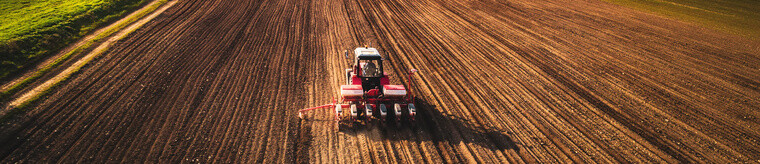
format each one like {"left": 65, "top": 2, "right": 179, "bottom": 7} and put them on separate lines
{"left": 1, "top": 0, "right": 759, "bottom": 163}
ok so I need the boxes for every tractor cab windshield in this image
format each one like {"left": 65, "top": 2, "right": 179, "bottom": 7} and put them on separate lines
{"left": 360, "top": 59, "right": 383, "bottom": 77}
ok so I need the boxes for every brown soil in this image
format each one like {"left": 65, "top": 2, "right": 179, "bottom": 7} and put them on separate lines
{"left": 1, "top": 0, "right": 759, "bottom": 163}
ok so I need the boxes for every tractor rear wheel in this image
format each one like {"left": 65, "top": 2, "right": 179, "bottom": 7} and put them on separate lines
{"left": 345, "top": 69, "right": 353, "bottom": 85}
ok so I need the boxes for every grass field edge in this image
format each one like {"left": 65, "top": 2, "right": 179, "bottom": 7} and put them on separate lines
{"left": 0, "top": 0, "right": 171, "bottom": 124}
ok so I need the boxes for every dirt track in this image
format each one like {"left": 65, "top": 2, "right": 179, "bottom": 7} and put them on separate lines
{"left": 1, "top": 0, "right": 759, "bottom": 163}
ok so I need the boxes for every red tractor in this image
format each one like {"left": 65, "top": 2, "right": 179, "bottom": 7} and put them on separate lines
{"left": 298, "top": 46, "right": 418, "bottom": 126}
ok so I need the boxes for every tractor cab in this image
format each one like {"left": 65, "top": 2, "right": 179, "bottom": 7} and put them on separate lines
{"left": 349, "top": 47, "right": 388, "bottom": 97}
{"left": 353, "top": 47, "right": 384, "bottom": 77}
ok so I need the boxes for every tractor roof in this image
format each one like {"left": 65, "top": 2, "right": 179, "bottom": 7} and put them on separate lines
{"left": 354, "top": 47, "right": 382, "bottom": 60}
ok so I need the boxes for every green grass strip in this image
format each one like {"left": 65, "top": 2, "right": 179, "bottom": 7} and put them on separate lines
{"left": 0, "top": 0, "right": 170, "bottom": 123}
{"left": 602, "top": 0, "right": 760, "bottom": 40}
{"left": 0, "top": 0, "right": 148, "bottom": 80}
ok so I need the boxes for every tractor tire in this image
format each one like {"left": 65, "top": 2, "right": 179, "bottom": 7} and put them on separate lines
{"left": 345, "top": 69, "right": 353, "bottom": 85}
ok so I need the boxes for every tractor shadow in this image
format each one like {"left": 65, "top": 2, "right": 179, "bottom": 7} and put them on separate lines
{"left": 339, "top": 98, "right": 520, "bottom": 152}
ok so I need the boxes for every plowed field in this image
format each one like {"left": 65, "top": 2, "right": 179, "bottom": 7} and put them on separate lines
{"left": 1, "top": 0, "right": 759, "bottom": 163}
